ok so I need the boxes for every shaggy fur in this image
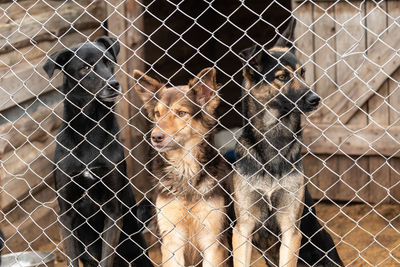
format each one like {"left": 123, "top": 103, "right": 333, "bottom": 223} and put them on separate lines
{"left": 134, "top": 68, "right": 233, "bottom": 267}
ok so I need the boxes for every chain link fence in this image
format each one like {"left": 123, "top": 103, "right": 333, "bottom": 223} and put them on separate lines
{"left": 1, "top": 0, "right": 400, "bottom": 266}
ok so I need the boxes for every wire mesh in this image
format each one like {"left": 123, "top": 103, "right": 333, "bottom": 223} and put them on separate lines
{"left": 0, "top": 0, "right": 400, "bottom": 266}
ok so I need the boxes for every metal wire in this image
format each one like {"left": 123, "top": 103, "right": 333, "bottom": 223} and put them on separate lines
{"left": 0, "top": 0, "right": 399, "bottom": 266}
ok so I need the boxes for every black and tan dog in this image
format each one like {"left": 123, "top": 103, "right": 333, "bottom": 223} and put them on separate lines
{"left": 133, "top": 68, "right": 232, "bottom": 267}
{"left": 44, "top": 37, "right": 152, "bottom": 267}
{"left": 232, "top": 20, "right": 343, "bottom": 267}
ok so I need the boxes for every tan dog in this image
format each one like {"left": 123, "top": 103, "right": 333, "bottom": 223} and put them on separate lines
{"left": 133, "top": 68, "right": 232, "bottom": 267}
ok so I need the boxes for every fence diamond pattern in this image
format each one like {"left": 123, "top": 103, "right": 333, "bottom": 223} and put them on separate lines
{"left": 0, "top": 0, "right": 400, "bottom": 266}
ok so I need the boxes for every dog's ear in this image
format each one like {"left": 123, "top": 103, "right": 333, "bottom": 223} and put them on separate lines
{"left": 239, "top": 45, "right": 264, "bottom": 79}
{"left": 188, "top": 67, "right": 219, "bottom": 113}
{"left": 133, "top": 70, "right": 163, "bottom": 118}
{"left": 43, "top": 49, "right": 73, "bottom": 78}
{"left": 95, "top": 36, "right": 120, "bottom": 62}
{"left": 274, "top": 18, "right": 296, "bottom": 54}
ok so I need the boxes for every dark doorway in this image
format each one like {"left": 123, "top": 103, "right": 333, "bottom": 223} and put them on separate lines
{"left": 142, "top": 0, "right": 292, "bottom": 128}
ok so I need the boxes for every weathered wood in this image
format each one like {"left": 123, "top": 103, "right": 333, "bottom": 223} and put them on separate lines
{"left": 106, "top": 0, "right": 133, "bottom": 178}
{"left": 124, "top": 0, "right": 153, "bottom": 197}
{"left": 306, "top": 1, "right": 340, "bottom": 198}
{"left": 311, "top": 2, "right": 337, "bottom": 123}
{"left": 293, "top": 3, "right": 315, "bottom": 98}
{"left": 320, "top": 17, "right": 400, "bottom": 123}
{"left": 303, "top": 123, "right": 400, "bottom": 157}
{"left": 2, "top": 184, "right": 59, "bottom": 253}
{"left": 106, "top": 0, "right": 151, "bottom": 198}
{"left": 335, "top": 1, "right": 370, "bottom": 202}
{"left": 366, "top": 1, "right": 391, "bottom": 204}
{"left": 1, "top": 139, "right": 56, "bottom": 212}
{"left": 0, "top": 0, "right": 105, "bottom": 54}
{"left": 0, "top": 29, "right": 105, "bottom": 112}
{"left": 387, "top": 1, "right": 400, "bottom": 204}
{"left": 0, "top": 104, "right": 62, "bottom": 155}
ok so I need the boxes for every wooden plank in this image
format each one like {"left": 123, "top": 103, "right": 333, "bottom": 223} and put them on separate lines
{"left": 2, "top": 184, "right": 59, "bottom": 253}
{"left": 106, "top": 0, "right": 133, "bottom": 180}
{"left": 106, "top": 0, "right": 151, "bottom": 198}
{"left": 311, "top": 1, "right": 336, "bottom": 123}
{"left": 365, "top": 1, "right": 391, "bottom": 203}
{"left": 124, "top": 0, "right": 153, "bottom": 198}
{"left": 0, "top": 0, "right": 105, "bottom": 54}
{"left": 293, "top": 2, "right": 315, "bottom": 89}
{"left": 303, "top": 123, "right": 400, "bottom": 157}
{"left": 319, "top": 15, "right": 400, "bottom": 123}
{"left": 1, "top": 138, "right": 56, "bottom": 212}
{"left": 334, "top": 1, "right": 369, "bottom": 202}
{"left": 0, "top": 104, "right": 62, "bottom": 155}
{"left": 310, "top": 1, "right": 346, "bottom": 201}
{"left": 387, "top": 0, "right": 400, "bottom": 204}
{"left": 0, "top": 29, "right": 105, "bottom": 112}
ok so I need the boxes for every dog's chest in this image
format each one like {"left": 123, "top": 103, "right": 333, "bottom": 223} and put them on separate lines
{"left": 239, "top": 171, "right": 304, "bottom": 209}
{"left": 159, "top": 156, "right": 216, "bottom": 197}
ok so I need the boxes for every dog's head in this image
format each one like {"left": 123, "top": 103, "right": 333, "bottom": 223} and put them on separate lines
{"left": 133, "top": 68, "right": 219, "bottom": 152}
{"left": 43, "top": 37, "right": 121, "bottom": 103}
{"left": 239, "top": 19, "right": 320, "bottom": 116}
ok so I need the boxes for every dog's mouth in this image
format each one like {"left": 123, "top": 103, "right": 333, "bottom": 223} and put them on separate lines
{"left": 97, "top": 87, "right": 121, "bottom": 102}
{"left": 151, "top": 140, "right": 179, "bottom": 152}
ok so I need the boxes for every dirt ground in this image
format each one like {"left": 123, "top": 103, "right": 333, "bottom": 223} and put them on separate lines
{"left": 41, "top": 202, "right": 400, "bottom": 267}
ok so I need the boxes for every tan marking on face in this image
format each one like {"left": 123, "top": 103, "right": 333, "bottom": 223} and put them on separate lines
{"left": 269, "top": 46, "right": 290, "bottom": 53}
{"left": 275, "top": 70, "right": 286, "bottom": 77}
{"left": 284, "top": 65, "right": 294, "bottom": 72}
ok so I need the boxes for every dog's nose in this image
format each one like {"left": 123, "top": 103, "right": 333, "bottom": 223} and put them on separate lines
{"left": 109, "top": 80, "right": 120, "bottom": 90}
{"left": 306, "top": 93, "right": 320, "bottom": 106}
{"left": 151, "top": 132, "right": 165, "bottom": 143}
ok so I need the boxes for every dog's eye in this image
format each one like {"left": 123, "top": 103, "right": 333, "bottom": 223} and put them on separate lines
{"left": 177, "top": 111, "right": 187, "bottom": 117}
{"left": 277, "top": 74, "right": 287, "bottom": 81}
{"left": 300, "top": 69, "right": 305, "bottom": 77}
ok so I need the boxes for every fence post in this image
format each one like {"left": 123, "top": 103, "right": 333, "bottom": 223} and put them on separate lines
{"left": 106, "top": 0, "right": 151, "bottom": 197}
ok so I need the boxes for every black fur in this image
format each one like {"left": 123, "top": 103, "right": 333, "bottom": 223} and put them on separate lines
{"left": 44, "top": 37, "right": 152, "bottom": 267}
{"left": 299, "top": 188, "right": 343, "bottom": 266}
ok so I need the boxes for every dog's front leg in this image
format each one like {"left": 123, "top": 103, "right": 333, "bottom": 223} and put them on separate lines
{"left": 232, "top": 220, "right": 254, "bottom": 267}
{"left": 197, "top": 198, "right": 229, "bottom": 267}
{"left": 279, "top": 227, "right": 302, "bottom": 267}
{"left": 100, "top": 205, "right": 123, "bottom": 267}
{"left": 160, "top": 231, "right": 186, "bottom": 267}
{"left": 276, "top": 191, "right": 304, "bottom": 267}
{"left": 157, "top": 196, "right": 186, "bottom": 267}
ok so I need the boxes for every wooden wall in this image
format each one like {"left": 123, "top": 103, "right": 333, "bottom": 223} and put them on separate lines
{"left": 292, "top": 0, "right": 400, "bottom": 203}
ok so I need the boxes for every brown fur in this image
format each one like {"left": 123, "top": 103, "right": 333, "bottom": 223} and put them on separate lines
{"left": 133, "top": 68, "right": 232, "bottom": 267}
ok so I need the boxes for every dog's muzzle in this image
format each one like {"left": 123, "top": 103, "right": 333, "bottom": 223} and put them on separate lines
{"left": 98, "top": 81, "right": 121, "bottom": 102}
{"left": 302, "top": 91, "right": 320, "bottom": 112}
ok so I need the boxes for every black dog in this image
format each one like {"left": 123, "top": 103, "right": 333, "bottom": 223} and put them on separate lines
{"left": 43, "top": 37, "right": 153, "bottom": 267}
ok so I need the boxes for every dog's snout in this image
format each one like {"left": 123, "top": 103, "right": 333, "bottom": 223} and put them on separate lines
{"left": 109, "top": 80, "right": 120, "bottom": 90}
{"left": 306, "top": 92, "right": 320, "bottom": 106}
{"left": 151, "top": 132, "right": 165, "bottom": 143}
